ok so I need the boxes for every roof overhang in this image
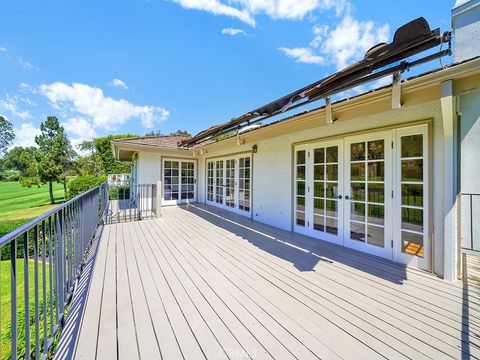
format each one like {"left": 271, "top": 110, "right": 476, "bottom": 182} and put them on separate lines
{"left": 111, "top": 141, "right": 194, "bottom": 161}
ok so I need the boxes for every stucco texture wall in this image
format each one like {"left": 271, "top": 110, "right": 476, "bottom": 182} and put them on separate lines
{"left": 459, "top": 91, "right": 480, "bottom": 250}
{"left": 199, "top": 99, "right": 446, "bottom": 276}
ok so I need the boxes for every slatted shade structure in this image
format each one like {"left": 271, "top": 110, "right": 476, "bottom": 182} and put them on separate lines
{"left": 180, "top": 17, "right": 451, "bottom": 147}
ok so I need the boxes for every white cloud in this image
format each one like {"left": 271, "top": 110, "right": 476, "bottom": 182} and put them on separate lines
{"left": 278, "top": 47, "right": 325, "bottom": 64}
{"left": 19, "top": 82, "right": 38, "bottom": 94}
{"left": 280, "top": 14, "right": 389, "bottom": 70}
{"left": 62, "top": 117, "right": 98, "bottom": 139}
{"left": 18, "top": 57, "right": 37, "bottom": 71}
{"left": 39, "top": 82, "right": 170, "bottom": 130}
{"left": 313, "top": 15, "right": 390, "bottom": 70}
{"left": 171, "top": 0, "right": 349, "bottom": 26}
{"left": 11, "top": 122, "right": 41, "bottom": 148}
{"left": 0, "top": 95, "right": 34, "bottom": 120}
{"left": 111, "top": 78, "right": 128, "bottom": 89}
{"left": 221, "top": 28, "right": 246, "bottom": 36}
{"left": 172, "top": 0, "right": 256, "bottom": 26}
{"left": 0, "top": 46, "right": 7, "bottom": 52}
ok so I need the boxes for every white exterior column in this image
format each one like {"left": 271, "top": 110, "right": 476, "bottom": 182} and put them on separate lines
{"left": 156, "top": 180, "right": 163, "bottom": 218}
{"left": 441, "top": 80, "right": 458, "bottom": 281}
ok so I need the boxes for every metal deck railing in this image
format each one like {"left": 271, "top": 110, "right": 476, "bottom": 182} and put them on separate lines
{"left": 0, "top": 183, "right": 108, "bottom": 359}
{"left": 106, "top": 184, "right": 157, "bottom": 223}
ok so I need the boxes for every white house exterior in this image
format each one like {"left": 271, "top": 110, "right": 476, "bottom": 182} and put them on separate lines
{"left": 112, "top": 2, "right": 480, "bottom": 282}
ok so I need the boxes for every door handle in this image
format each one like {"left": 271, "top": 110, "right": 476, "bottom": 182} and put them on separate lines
{"left": 345, "top": 195, "right": 350, "bottom": 200}
{"left": 337, "top": 195, "right": 343, "bottom": 199}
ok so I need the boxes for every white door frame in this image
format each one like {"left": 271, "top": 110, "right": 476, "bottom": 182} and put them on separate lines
{"left": 343, "top": 131, "right": 394, "bottom": 260}
{"left": 206, "top": 154, "right": 252, "bottom": 216}
{"left": 162, "top": 158, "right": 197, "bottom": 206}
{"left": 392, "top": 124, "right": 430, "bottom": 270}
{"left": 293, "top": 125, "right": 430, "bottom": 268}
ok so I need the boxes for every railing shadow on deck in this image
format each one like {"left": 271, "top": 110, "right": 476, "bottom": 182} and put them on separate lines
{"left": 181, "top": 204, "right": 409, "bottom": 285}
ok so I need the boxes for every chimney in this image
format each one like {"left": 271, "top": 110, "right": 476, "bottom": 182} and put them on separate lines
{"left": 452, "top": 0, "right": 480, "bottom": 62}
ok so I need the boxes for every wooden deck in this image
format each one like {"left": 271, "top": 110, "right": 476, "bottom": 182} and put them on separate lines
{"left": 73, "top": 204, "right": 480, "bottom": 360}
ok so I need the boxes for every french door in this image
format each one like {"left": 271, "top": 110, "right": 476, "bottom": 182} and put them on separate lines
{"left": 294, "top": 140, "right": 344, "bottom": 245}
{"left": 294, "top": 125, "right": 429, "bottom": 269}
{"left": 206, "top": 155, "right": 251, "bottom": 215}
{"left": 163, "top": 159, "right": 196, "bottom": 205}
{"left": 343, "top": 132, "right": 393, "bottom": 259}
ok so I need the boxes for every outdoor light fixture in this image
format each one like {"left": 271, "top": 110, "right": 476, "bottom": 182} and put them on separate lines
{"left": 252, "top": 144, "right": 258, "bottom": 153}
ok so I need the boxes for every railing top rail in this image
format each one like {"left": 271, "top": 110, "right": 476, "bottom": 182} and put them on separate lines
{"left": 461, "top": 193, "right": 480, "bottom": 196}
{"left": 0, "top": 182, "right": 108, "bottom": 247}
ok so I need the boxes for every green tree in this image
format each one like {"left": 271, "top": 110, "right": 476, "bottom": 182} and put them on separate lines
{"left": 144, "top": 129, "right": 191, "bottom": 137}
{"left": 94, "top": 135, "right": 135, "bottom": 174}
{"left": 0, "top": 115, "right": 15, "bottom": 156}
{"left": 77, "top": 140, "right": 103, "bottom": 176}
{"left": 35, "top": 116, "right": 73, "bottom": 204}
{"left": 3, "top": 146, "right": 40, "bottom": 185}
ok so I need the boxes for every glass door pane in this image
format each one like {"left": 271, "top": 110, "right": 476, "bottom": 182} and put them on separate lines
{"left": 348, "top": 140, "right": 386, "bottom": 247}
{"left": 225, "top": 159, "right": 236, "bottom": 208}
{"left": 312, "top": 146, "right": 340, "bottom": 236}
{"left": 238, "top": 157, "right": 251, "bottom": 212}
{"left": 215, "top": 160, "right": 224, "bottom": 204}
{"left": 207, "top": 161, "right": 214, "bottom": 202}
{"left": 295, "top": 149, "right": 307, "bottom": 227}
{"left": 400, "top": 134, "right": 425, "bottom": 257}
{"left": 181, "top": 161, "right": 195, "bottom": 200}
{"left": 164, "top": 160, "right": 179, "bottom": 201}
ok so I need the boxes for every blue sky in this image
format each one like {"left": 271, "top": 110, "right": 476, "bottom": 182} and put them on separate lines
{"left": 0, "top": 0, "right": 454, "bottom": 151}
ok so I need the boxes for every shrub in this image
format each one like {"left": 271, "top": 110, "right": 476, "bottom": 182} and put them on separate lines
{"left": 108, "top": 186, "right": 130, "bottom": 200}
{"left": 0, "top": 218, "right": 35, "bottom": 260}
{"left": 66, "top": 175, "right": 107, "bottom": 199}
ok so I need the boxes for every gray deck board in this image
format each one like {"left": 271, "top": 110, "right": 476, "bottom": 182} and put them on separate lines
{"left": 74, "top": 204, "right": 480, "bottom": 360}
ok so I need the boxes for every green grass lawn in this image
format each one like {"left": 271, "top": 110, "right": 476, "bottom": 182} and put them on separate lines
{"left": 0, "top": 182, "right": 65, "bottom": 222}
{"left": 0, "top": 259, "right": 53, "bottom": 359}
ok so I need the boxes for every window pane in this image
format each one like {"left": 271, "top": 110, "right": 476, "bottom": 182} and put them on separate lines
{"left": 401, "top": 134, "right": 423, "bottom": 158}
{"left": 351, "top": 163, "right": 365, "bottom": 181}
{"left": 368, "top": 204, "right": 384, "bottom": 225}
{"left": 314, "top": 182, "right": 324, "bottom": 197}
{"left": 351, "top": 142, "right": 366, "bottom": 161}
{"left": 314, "top": 165, "right": 324, "bottom": 180}
{"left": 351, "top": 202, "right": 365, "bottom": 222}
{"left": 368, "top": 162, "right": 384, "bottom": 181}
{"left": 296, "top": 212, "right": 305, "bottom": 226}
{"left": 326, "top": 200, "right": 337, "bottom": 217}
{"left": 314, "top": 198, "right": 324, "bottom": 215}
{"left": 326, "top": 165, "right": 338, "bottom": 181}
{"left": 351, "top": 183, "right": 365, "bottom": 201}
{"left": 351, "top": 222, "right": 365, "bottom": 242}
{"left": 297, "top": 182, "right": 305, "bottom": 196}
{"left": 326, "top": 146, "right": 338, "bottom": 163}
{"left": 402, "top": 184, "right": 423, "bottom": 206}
{"left": 314, "top": 148, "right": 324, "bottom": 164}
{"left": 296, "top": 166, "right": 306, "bottom": 180}
{"left": 367, "top": 225, "right": 384, "bottom": 247}
{"left": 368, "top": 140, "right": 385, "bottom": 160}
{"left": 368, "top": 183, "right": 384, "bottom": 203}
{"left": 297, "top": 196, "right": 305, "bottom": 212}
{"left": 402, "top": 231, "right": 424, "bottom": 257}
{"left": 314, "top": 215, "right": 324, "bottom": 232}
{"left": 401, "top": 207, "right": 424, "bottom": 232}
{"left": 326, "top": 217, "right": 338, "bottom": 235}
{"left": 401, "top": 159, "right": 423, "bottom": 182}
{"left": 325, "top": 182, "right": 338, "bottom": 199}
{"left": 297, "top": 150, "right": 306, "bottom": 165}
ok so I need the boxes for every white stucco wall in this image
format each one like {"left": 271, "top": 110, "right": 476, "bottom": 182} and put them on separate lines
{"left": 459, "top": 91, "right": 480, "bottom": 250}
{"left": 136, "top": 152, "right": 162, "bottom": 185}
{"left": 198, "top": 99, "right": 446, "bottom": 276}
